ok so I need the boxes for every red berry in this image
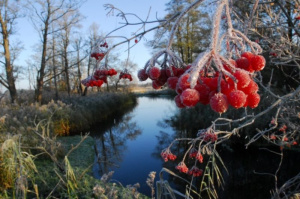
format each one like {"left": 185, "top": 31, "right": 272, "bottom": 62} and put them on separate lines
{"left": 167, "top": 77, "right": 178, "bottom": 90}
{"left": 148, "top": 67, "right": 161, "bottom": 80}
{"left": 158, "top": 69, "right": 168, "bottom": 84}
{"left": 194, "top": 82, "right": 210, "bottom": 105}
{"left": 174, "top": 94, "right": 185, "bottom": 108}
{"left": 137, "top": 69, "right": 148, "bottom": 81}
{"left": 234, "top": 70, "right": 251, "bottom": 89}
{"left": 210, "top": 93, "right": 229, "bottom": 113}
{"left": 228, "top": 90, "right": 247, "bottom": 109}
{"left": 135, "top": 39, "right": 138, "bottom": 43}
{"left": 236, "top": 57, "right": 252, "bottom": 72}
{"left": 152, "top": 80, "right": 162, "bottom": 89}
{"left": 240, "top": 80, "right": 258, "bottom": 94}
{"left": 176, "top": 162, "right": 189, "bottom": 173}
{"left": 196, "top": 152, "right": 203, "bottom": 163}
{"left": 180, "top": 89, "right": 200, "bottom": 107}
{"left": 221, "top": 79, "right": 234, "bottom": 96}
{"left": 208, "top": 77, "right": 218, "bottom": 91}
{"left": 177, "top": 73, "right": 191, "bottom": 91}
{"left": 241, "top": 51, "right": 254, "bottom": 61}
{"left": 251, "top": 55, "right": 266, "bottom": 71}
{"left": 247, "top": 92, "right": 260, "bottom": 108}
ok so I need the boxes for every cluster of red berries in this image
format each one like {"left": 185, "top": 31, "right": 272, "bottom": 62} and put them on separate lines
{"left": 161, "top": 147, "right": 204, "bottom": 177}
{"left": 175, "top": 162, "right": 203, "bottom": 177}
{"left": 269, "top": 124, "right": 298, "bottom": 146}
{"left": 175, "top": 162, "right": 189, "bottom": 173}
{"left": 180, "top": 52, "right": 264, "bottom": 113}
{"left": 100, "top": 42, "right": 108, "bottom": 48}
{"left": 119, "top": 72, "right": 133, "bottom": 81}
{"left": 189, "top": 148, "right": 204, "bottom": 163}
{"left": 90, "top": 42, "right": 108, "bottom": 61}
{"left": 203, "top": 132, "right": 218, "bottom": 143}
{"left": 138, "top": 52, "right": 265, "bottom": 113}
{"left": 81, "top": 77, "right": 104, "bottom": 88}
{"left": 161, "top": 149, "right": 177, "bottom": 162}
{"left": 188, "top": 166, "right": 203, "bottom": 177}
{"left": 137, "top": 65, "right": 187, "bottom": 89}
{"left": 91, "top": 52, "right": 105, "bottom": 61}
{"left": 81, "top": 68, "right": 117, "bottom": 88}
{"left": 93, "top": 68, "right": 117, "bottom": 84}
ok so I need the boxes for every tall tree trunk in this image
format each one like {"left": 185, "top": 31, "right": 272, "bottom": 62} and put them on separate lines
{"left": 76, "top": 47, "right": 83, "bottom": 95}
{"left": 64, "top": 51, "right": 71, "bottom": 96}
{"left": 0, "top": 9, "right": 18, "bottom": 103}
{"left": 52, "top": 36, "right": 58, "bottom": 100}
{"left": 35, "top": 16, "right": 49, "bottom": 104}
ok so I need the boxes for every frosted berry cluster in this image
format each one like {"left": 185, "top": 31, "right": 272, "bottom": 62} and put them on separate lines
{"left": 137, "top": 65, "right": 187, "bottom": 90}
{"left": 161, "top": 147, "right": 204, "bottom": 177}
{"left": 81, "top": 68, "right": 117, "bottom": 87}
{"left": 119, "top": 72, "right": 133, "bottom": 81}
{"left": 90, "top": 41, "right": 108, "bottom": 61}
{"left": 138, "top": 52, "right": 265, "bottom": 114}
{"left": 176, "top": 52, "right": 264, "bottom": 113}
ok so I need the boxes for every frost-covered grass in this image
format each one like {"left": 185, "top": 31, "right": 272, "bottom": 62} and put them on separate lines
{"left": 0, "top": 90, "right": 148, "bottom": 198}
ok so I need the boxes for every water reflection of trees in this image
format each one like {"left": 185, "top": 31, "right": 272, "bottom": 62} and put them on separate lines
{"left": 154, "top": 104, "right": 300, "bottom": 199}
{"left": 94, "top": 113, "right": 141, "bottom": 176}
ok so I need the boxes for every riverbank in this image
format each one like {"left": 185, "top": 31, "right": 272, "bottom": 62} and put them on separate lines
{"left": 0, "top": 91, "right": 150, "bottom": 198}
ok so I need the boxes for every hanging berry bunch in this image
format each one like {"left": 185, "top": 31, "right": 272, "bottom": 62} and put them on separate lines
{"left": 137, "top": 50, "right": 187, "bottom": 90}
{"left": 81, "top": 76, "right": 104, "bottom": 88}
{"left": 138, "top": 0, "right": 265, "bottom": 114}
{"left": 93, "top": 68, "right": 118, "bottom": 84}
{"left": 82, "top": 39, "right": 118, "bottom": 88}
{"left": 119, "top": 69, "right": 133, "bottom": 81}
{"left": 90, "top": 41, "right": 109, "bottom": 61}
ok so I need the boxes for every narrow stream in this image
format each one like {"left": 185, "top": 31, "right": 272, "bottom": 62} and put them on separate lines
{"left": 92, "top": 96, "right": 177, "bottom": 196}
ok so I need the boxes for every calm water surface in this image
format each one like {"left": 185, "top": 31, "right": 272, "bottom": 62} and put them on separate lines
{"left": 92, "top": 96, "right": 177, "bottom": 196}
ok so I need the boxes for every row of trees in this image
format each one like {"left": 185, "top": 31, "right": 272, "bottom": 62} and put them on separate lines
{"left": 0, "top": 0, "right": 137, "bottom": 104}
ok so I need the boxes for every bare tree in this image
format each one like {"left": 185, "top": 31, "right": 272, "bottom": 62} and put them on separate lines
{"left": 57, "top": 9, "right": 82, "bottom": 96}
{"left": 72, "top": 34, "right": 85, "bottom": 95}
{"left": 0, "top": 0, "right": 21, "bottom": 103}
{"left": 26, "top": 0, "right": 84, "bottom": 103}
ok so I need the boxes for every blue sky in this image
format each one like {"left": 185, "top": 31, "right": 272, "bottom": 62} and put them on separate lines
{"left": 11, "top": 0, "right": 168, "bottom": 90}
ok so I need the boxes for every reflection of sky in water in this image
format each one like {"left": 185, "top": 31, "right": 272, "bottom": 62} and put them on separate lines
{"left": 93, "top": 96, "right": 178, "bottom": 196}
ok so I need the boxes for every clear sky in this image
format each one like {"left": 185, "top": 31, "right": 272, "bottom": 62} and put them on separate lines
{"left": 10, "top": 0, "right": 168, "bottom": 90}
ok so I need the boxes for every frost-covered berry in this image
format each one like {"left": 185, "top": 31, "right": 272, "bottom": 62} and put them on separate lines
{"left": 234, "top": 70, "right": 251, "bottom": 89}
{"left": 228, "top": 90, "right": 247, "bottom": 109}
{"left": 148, "top": 67, "right": 161, "bottom": 80}
{"left": 177, "top": 73, "right": 191, "bottom": 91}
{"left": 221, "top": 79, "right": 234, "bottom": 96}
{"left": 194, "top": 83, "right": 210, "bottom": 105}
{"left": 137, "top": 69, "right": 148, "bottom": 81}
{"left": 241, "top": 51, "right": 254, "bottom": 60}
{"left": 236, "top": 57, "right": 252, "bottom": 72}
{"left": 251, "top": 55, "right": 266, "bottom": 71}
{"left": 210, "top": 93, "right": 229, "bottom": 113}
{"left": 167, "top": 77, "right": 179, "bottom": 90}
{"left": 240, "top": 80, "right": 258, "bottom": 94}
{"left": 180, "top": 89, "right": 200, "bottom": 107}
{"left": 247, "top": 92, "right": 260, "bottom": 108}
{"left": 174, "top": 95, "right": 185, "bottom": 108}
{"left": 152, "top": 80, "right": 162, "bottom": 90}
